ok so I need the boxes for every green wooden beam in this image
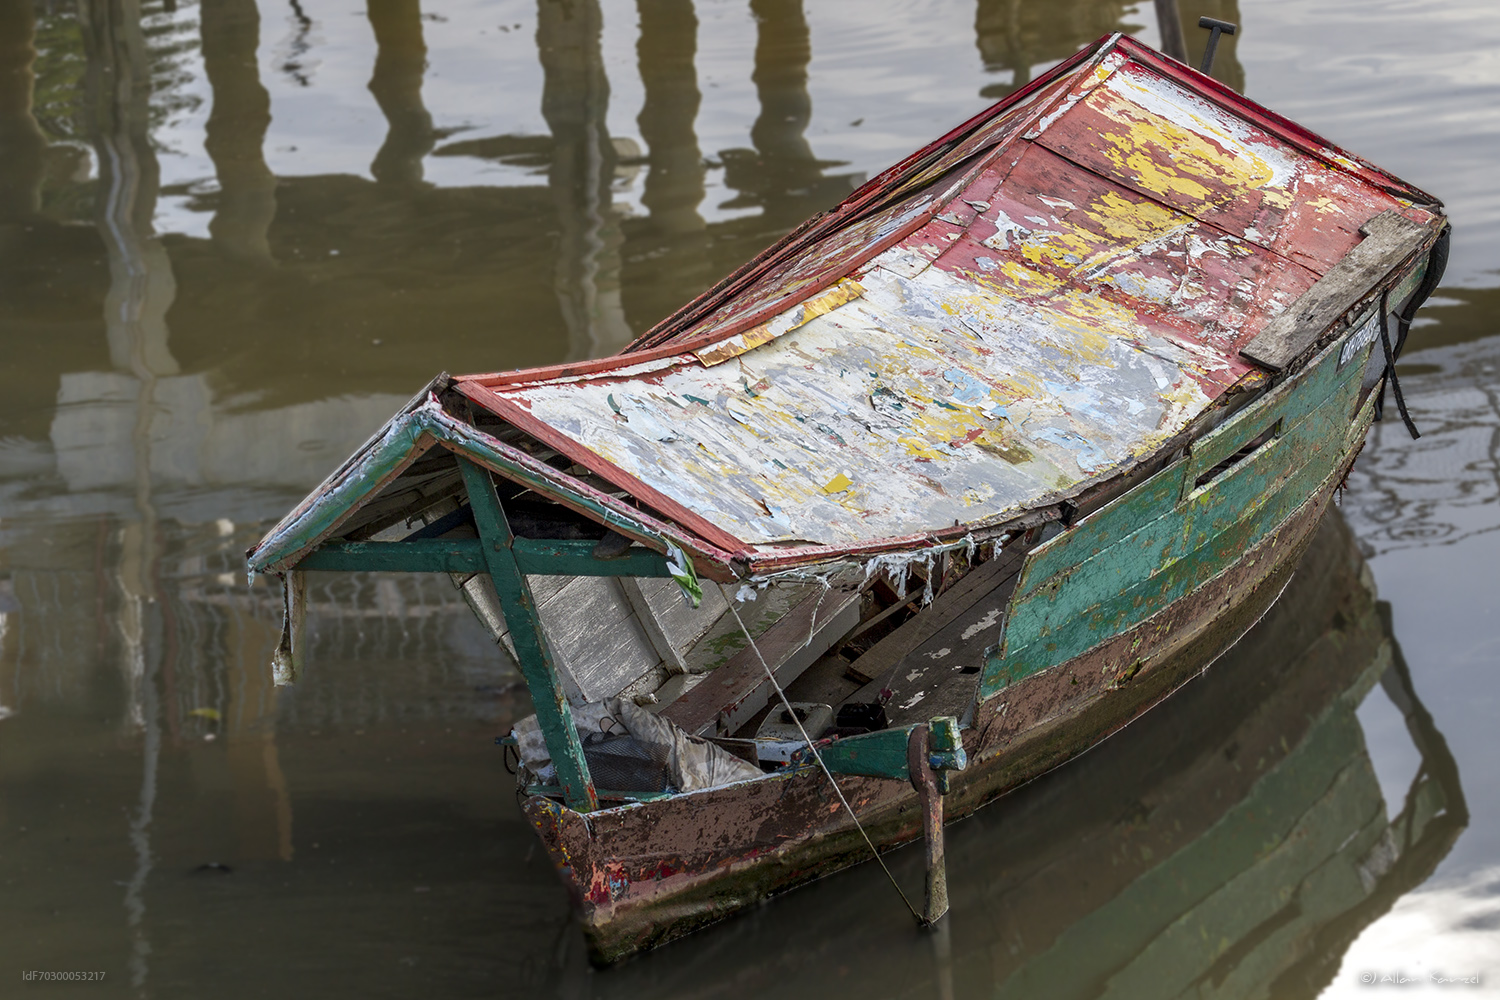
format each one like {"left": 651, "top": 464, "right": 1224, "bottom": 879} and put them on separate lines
{"left": 297, "top": 538, "right": 486, "bottom": 574}
{"left": 458, "top": 458, "right": 598, "bottom": 812}
{"left": 512, "top": 537, "right": 673, "bottom": 578}
{"left": 296, "top": 536, "right": 673, "bottom": 579}
{"left": 816, "top": 725, "right": 916, "bottom": 781}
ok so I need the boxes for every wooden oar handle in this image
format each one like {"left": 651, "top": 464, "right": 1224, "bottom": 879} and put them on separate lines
{"left": 1197, "top": 17, "right": 1238, "bottom": 75}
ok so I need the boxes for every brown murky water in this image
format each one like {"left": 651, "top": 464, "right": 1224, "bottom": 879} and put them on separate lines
{"left": 2, "top": 0, "right": 1498, "bottom": 996}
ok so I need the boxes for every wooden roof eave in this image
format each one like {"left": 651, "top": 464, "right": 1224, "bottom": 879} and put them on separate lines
{"left": 245, "top": 392, "right": 741, "bottom": 582}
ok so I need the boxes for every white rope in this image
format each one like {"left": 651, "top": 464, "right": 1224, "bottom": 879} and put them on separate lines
{"left": 803, "top": 575, "right": 832, "bottom": 651}
{"left": 721, "top": 592, "right": 923, "bottom": 923}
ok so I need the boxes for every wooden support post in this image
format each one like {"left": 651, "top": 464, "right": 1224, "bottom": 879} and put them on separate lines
{"left": 907, "top": 724, "right": 949, "bottom": 924}
{"left": 458, "top": 458, "right": 598, "bottom": 812}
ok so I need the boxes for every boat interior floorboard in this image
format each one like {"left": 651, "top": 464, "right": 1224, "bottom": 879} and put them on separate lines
{"left": 738, "top": 553, "right": 1028, "bottom": 743}
{"left": 780, "top": 650, "right": 869, "bottom": 712}
{"left": 853, "top": 564, "right": 1022, "bottom": 728}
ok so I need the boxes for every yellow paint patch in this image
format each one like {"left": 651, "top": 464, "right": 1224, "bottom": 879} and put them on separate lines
{"left": 1089, "top": 85, "right": 1275, "bottom": 209}
{"left": 1012, "top": 190, "right": 1187, "bottom": 280}
{"left": 822, "top": 472, "right": 853, "bottom": 494}
{"left": 189, "top": 707, "right": 221, "bottom": 721}
{"left": 1301, "top": 195, "right": 1347, "bottom": 217}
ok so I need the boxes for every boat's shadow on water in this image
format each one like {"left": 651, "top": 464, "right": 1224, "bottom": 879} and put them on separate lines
{"left": 562, "top": 508, "right": 1465, "bottom": 999}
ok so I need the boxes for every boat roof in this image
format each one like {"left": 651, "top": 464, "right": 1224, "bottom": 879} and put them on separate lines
{"left": 249, "top": 33, "right": 1441, "bottom": 582}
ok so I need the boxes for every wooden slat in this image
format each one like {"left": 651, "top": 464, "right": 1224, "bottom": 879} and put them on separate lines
{"left": 636, "top": 575, "right": 730, "bottom": 655}
{"left": 540, "top": 577, "right": 661, "bottom": 704}
{"left": 619, "top": 578, "right": 689, "bottom": 673}
{"left": 862, "top": 568, "right": 1022, "bottom": 727}
{"left": 1240, "top": 210, "right": 1433, "bottom": 372}
{"left": 844, "top": 546, "right": 1027, "bottom": 686}
{"left": 660, "top": 583, "right": 864, "bottom": 736}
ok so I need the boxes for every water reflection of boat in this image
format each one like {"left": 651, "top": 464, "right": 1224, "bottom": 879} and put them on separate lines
{"left": 586, "top": 510, "right": 1466, "bottom": 998}
{"left": 247, "top": 34, "right": 1450, "bottom": 962}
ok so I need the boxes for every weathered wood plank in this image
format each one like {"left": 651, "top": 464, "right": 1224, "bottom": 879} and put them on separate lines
{"left": 540, "top": 577, "right": 661, "bottom": 704}
{"left": 618, "top": 578, "right": 689, "bottom": 674}
{"left": 939, "top": 142, "right": 1316, "bottom": 383}
{"left": 661, "top": 583, "right": 864, "bottom": 736}
{"left": 677, "top": 584, "right": 812, "bottom": 675}
{"left": 1015, "top": 313, "right": 1372, "bottom": 600}
{"left": 1007, "top": 398, "right": 1345, "bottom": 651}
{"left": 997, "top": 416, "right": 1349, "bottom": 689}
{"left": 877, "top": 571, "right": 1020, "bottom": 726}
{"left": 633, "top": 574, "right": 730, "bottom": 657}
{"left": 339, "top": 468, "right": 465, "bottom": 541}
{"left": 1240, "top": 210, "right": 1433, "bottom": 372}
{"left": 992, "top": 328, "right": 1370, "bottom": 692}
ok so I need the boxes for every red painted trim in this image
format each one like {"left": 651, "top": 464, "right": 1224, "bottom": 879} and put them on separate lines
{"left": 459, "top": 349, "right": 697, "bottom": 391}
{"left": 455, "top": 381, "right": 750, "bottom": 557}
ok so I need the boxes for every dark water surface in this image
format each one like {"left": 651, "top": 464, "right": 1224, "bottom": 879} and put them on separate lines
{"left": 2, "top": 0, "right": 1497, "bottom": 996}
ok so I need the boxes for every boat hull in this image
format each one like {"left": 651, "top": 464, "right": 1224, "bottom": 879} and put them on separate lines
{"left": 525, "top": 339, "right": 1385, "bottom": 963}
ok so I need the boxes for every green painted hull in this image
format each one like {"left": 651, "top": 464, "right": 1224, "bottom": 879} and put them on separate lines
{"left": 984, "top": 289, "right": 1399, "bottom": 699}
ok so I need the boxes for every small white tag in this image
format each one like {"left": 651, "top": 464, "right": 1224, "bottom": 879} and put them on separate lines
{"left": 1340, "top": 312, "right": 1381, "bottom": 368}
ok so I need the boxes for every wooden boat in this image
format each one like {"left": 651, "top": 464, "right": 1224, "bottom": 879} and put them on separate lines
{"left": 247, "top": 33, "right": 1449, "bottom": 964}
{"left": 538, "top": 511, "right": 1466, "bottom": 995}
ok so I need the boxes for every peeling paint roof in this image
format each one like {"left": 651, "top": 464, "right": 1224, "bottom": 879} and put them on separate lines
{"left": 252, "top": 34, "right": 1441, "bottom": 580}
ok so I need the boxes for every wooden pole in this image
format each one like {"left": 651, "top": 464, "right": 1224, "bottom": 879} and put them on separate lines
{"left": 1153, "top": 0, "right": 1188, "bottom": 63}
{"left": 459, "top": 457, "right": 599, "bottom": 811}
{"left": 908, "top": 724, "right": 949, "bottom": 923}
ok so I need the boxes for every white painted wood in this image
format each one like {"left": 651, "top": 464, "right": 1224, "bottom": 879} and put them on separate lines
{"left": 619, "top": 578, "right": 689, "bottom": 674}
{"left": 537, "top": 577, "right": 660, "bottom": 704}
{"left": 636, "top": 576, "right": 729, "bottom": 658}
